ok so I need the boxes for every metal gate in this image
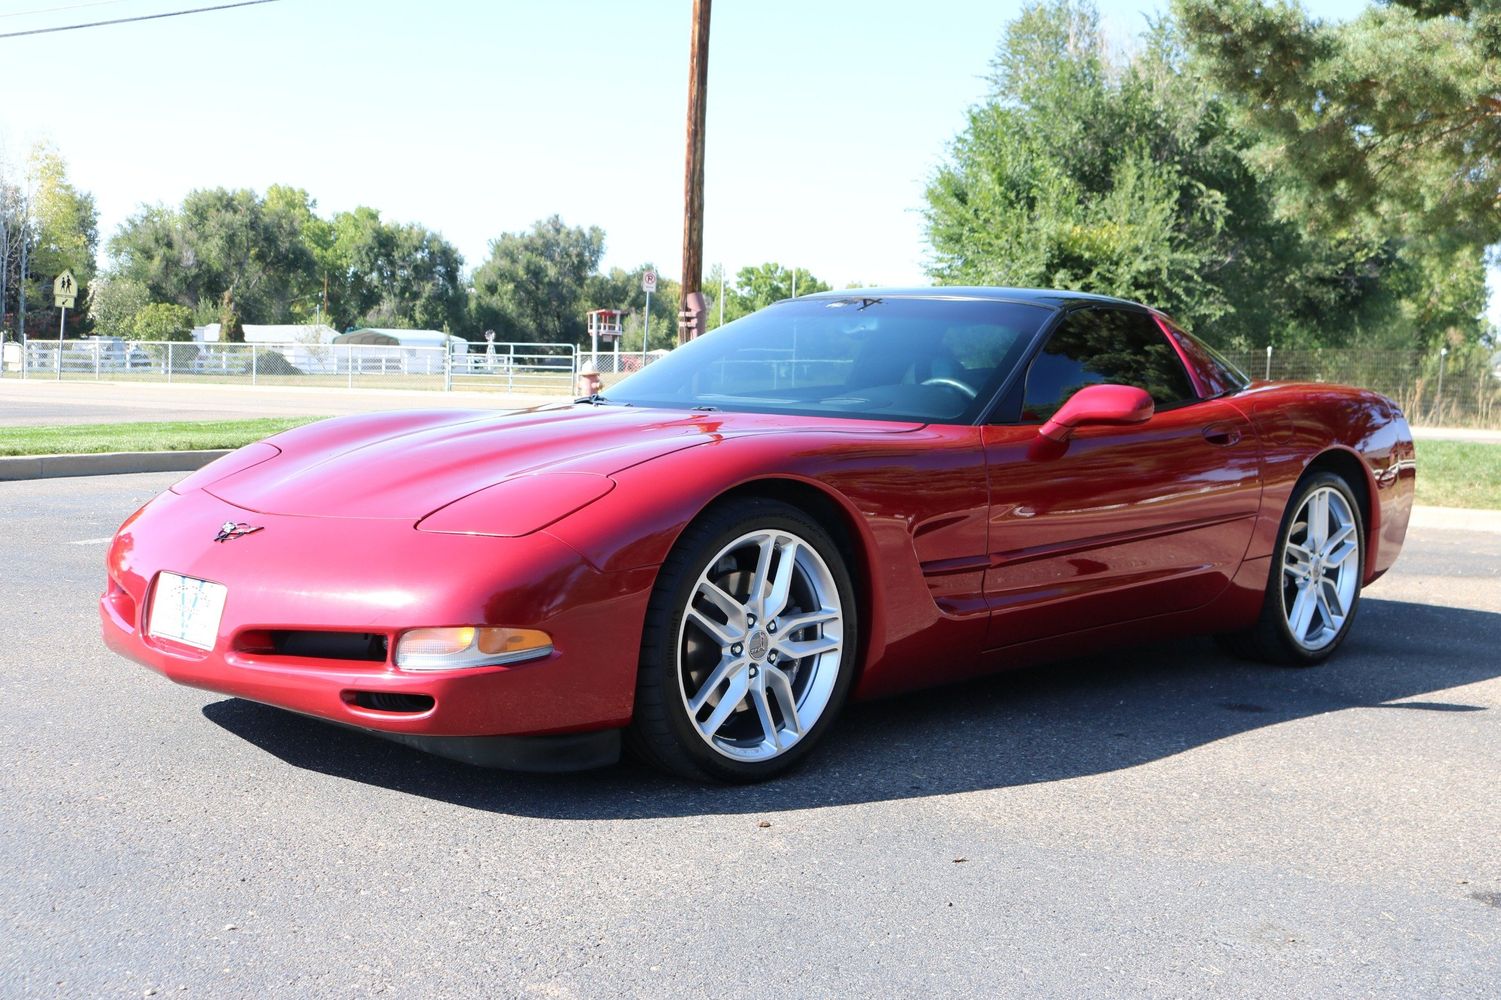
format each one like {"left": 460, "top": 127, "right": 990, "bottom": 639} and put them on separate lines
{"left": 450, "top": 342, "right": 577, "bottom": 392}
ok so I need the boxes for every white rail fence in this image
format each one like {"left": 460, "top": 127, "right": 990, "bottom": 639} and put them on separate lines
{"left": 4, "top": 339, "right": 584, "bottom": 394}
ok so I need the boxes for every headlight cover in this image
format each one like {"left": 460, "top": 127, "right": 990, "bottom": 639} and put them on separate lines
{"left": 171, "top": 442, "right": 281, "bottom": 495}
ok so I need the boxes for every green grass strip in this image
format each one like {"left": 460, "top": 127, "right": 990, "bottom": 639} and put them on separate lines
{"left": 1413, "top": 439, "right": 1501, "bottom": 511}
{"left": 0, "top": 417, "right": 325, "bottom": 457}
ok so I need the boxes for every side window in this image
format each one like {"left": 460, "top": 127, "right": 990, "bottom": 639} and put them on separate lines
{"left": 1021, "top": 308, "right": 1199, "bottom": 421}
{"left": 1157, "top": 316, "right": 1250, "bottom": 397}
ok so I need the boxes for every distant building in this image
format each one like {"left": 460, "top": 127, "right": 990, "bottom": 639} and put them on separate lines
{"left": 190, "top": 323, "right": 337, "bottom": 345}
{"left": 333, "top": 328, "right": 467, "bottom": 352}
{"left": 333, "top": 328, "right": 468, "bottom": 376}
{"left": 243, "top": 324, "right": 339, "bottom": 345}
{"left": 230, "top": 324, "right": 339, "bottom": 371}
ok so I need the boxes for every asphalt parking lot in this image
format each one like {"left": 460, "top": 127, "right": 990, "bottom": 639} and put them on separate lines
{"left": 2, "top": 472, "right": 1497, "bottom": 998}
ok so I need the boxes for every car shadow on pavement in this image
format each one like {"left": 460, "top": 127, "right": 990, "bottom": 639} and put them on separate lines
{"left": 202, "top": 597, "right": 1500, "bottom": 819}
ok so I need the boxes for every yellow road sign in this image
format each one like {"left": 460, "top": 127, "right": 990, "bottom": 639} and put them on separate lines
{"left": 53, "top": 270, "right": 77, "bottom": 309}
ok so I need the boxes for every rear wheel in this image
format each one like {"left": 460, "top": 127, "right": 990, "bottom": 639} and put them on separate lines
{"left": 1220, "top": 470, "right": 1365, "bottom": 666}
{"left": 629, "top": 499, "right": 857, "bottom": 782}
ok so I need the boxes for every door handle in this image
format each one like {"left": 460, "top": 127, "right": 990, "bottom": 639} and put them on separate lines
{"left": 1202, "top": 423, "right": 1242, "bottom": 446}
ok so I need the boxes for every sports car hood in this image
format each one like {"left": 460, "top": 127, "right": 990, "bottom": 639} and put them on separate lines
{"left": 203, "top": 404, "right": 921, "bottom": 519}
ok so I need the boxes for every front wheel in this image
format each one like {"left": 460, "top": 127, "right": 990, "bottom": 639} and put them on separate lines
{"left": 1220, "top": 470, "right": 1365, "bottom": 666}
{"left": 629, "top": 499, "right": 857, "bottom": 782}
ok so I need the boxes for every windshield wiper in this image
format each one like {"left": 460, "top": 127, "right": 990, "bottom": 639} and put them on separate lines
{"left": 576, "top": 393, "right": 633, "bottom": 406}
{"left": 691, "top": 404, "right": 720, "bottom": 412}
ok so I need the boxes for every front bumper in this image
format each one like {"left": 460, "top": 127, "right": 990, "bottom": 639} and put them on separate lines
{"left": 100, "top": 487, "right": 654, "bottom": 765}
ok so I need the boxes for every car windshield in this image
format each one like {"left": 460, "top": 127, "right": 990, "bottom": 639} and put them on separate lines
{"left": 605, "top": 296, "right": 1051, "bottom": 423}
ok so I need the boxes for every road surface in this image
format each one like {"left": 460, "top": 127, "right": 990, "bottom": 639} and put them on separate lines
{"left": 1, "top": 473, "right": 1496, "bottom": 997}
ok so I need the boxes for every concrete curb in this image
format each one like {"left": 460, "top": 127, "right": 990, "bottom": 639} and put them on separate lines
{"left": 0, "top": 449, "right": 228, "bottom": 482}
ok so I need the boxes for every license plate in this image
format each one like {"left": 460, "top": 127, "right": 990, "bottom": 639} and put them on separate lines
{"left": 148, "top": 572, "right": 228, "bottom": 650}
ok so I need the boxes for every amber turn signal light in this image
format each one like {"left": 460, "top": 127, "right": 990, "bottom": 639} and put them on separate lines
{"left": 395, "top": 627, "right": 553, "bottom": 671}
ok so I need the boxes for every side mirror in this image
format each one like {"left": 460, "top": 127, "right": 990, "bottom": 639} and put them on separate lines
{"left": 1038, "top": 384, "right": 1154, "bottom": 443}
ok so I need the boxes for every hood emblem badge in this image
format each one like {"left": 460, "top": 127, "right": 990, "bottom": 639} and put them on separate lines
{"left": 214, "top": 521, "right": 264, "bottom": 543}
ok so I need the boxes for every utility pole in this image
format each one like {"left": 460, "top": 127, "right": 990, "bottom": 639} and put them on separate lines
{"left": 678, "top": 0, "right": 711, "bottom": 344}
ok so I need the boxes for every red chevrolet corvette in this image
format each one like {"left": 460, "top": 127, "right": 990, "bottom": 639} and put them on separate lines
{"left": 101, "top": 289, "right": 1415, "bottom": 781}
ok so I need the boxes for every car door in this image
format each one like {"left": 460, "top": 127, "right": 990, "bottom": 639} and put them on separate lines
{"left": 981, "top": 307, "right": 1262, "bottom": 649}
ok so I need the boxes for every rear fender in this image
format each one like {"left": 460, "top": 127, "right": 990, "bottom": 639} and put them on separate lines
{"left": 1236, "top": 384, "right": 1413, "bottom": 581}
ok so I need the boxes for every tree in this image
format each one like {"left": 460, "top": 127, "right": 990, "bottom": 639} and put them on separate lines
{"left": 923, "top": 0, "right": 1472, "bottom": 350}
{"left": 89, "top": 275, "right": 150, "bottom": 337}
{"left": 1176, "top": 0, "right": 1501, "bottom": 247}
{"left": 1, "top": 144, "right": 100, "bottom": 338}
{"left": 109, "top": 187, "right": 308, "bottom": 331}
{"left": 927, "top": 119, "right": 1233, "bottom": 326}
{"left": 303, "top": 205, "right": 383, "bottom": 329}
{"left": 219, "top": 288, "right": 244, "bottom": 344}
{"left": 301, "top": 206, "right": 466, "bottom": 332}
{"left": 927, "top": 3, "right": 1237, "bottom": 333}
{"left": 583, "top": 266, "right": 639, "bottom": 317}
{"left": 129, "top": 302, "right": 194, "bottom": 341}
{"left": 704, "top": 262, "right": 729, "bottom": 331}
{"left": 721, "top": 263, "right": 831, "bottom": 323}
{"left": 1174, "top": 0, "right": 1493, "bottom": 349}
{"left": 107, "top": 187, "right": 467, "bottom": 336}
{"left": 0, "top": 172, "right": 26, "bottom": 338}
{"left": 258, "top": 185, "right": 324, "bottom": 320}
{"left": 472, "top": 215, "right": 605, "bottom": 344}
{"left": 585, "top": 264, "right": 681, "bottom": 350}
{"left": 369, "top": 222, "right": 467, "bottom": 332}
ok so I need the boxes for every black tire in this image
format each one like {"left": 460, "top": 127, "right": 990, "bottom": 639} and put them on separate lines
{"left": 1218, "top": 470, "right": 1365, "bottom": 666}
{"left": 628, "top": 498, "right": 859, "bottom": 782}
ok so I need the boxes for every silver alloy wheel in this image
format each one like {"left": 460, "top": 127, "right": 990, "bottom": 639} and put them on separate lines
{"left": 1280, "top": 485, "right": 1360, "bottom": 651}
{"left": 676, "top": 528, "right": 845, "bottom": 762}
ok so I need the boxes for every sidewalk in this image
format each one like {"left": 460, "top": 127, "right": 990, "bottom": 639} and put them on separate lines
{"left": 0, "top": 379, "right": 564, "bottom": 426}
{"left": 1410, "top": 426, "right": 1501, "bottom": 443}
{"left": 1409, "top": 505, "right": 1501, "bottom": 532}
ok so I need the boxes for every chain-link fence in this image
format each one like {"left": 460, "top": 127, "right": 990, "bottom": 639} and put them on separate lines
{"left": 577, "top": 350, "right": 670, "bottom": 388}
{"left": 1222, "top": 347, "right": 1501, "bottom": 428}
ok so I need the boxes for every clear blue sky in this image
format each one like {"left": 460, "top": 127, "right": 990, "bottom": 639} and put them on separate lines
{"left": 1, "top": 0, "right": 1383, "bottom": 292}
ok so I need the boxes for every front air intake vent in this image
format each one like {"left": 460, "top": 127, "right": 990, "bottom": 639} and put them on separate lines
{"left": 236, "top": 630, "right": 389, "bottom": 662}
{"left": 345, "top": 691, "right": 435, "bottom": 714}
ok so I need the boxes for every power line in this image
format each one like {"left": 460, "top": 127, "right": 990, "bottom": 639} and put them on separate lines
{"left": 1, "top": 0, "right": 132, "bottom": 20}
{"left": 0, "top": 0, "right": 280, "bottom": 38}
